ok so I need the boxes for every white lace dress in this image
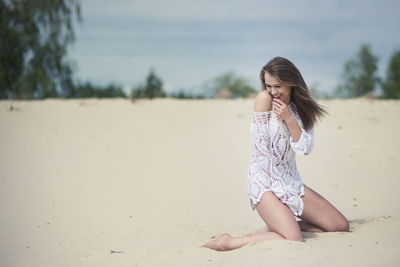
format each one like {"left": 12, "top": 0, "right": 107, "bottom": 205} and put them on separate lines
{"left": 246, "top": 102, "right": 314, "bottom": 216}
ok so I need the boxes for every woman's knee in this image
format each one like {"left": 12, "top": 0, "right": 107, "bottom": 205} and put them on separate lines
{"left": 336, "top": 217, "right": 350, "bottom": 232}
{"left": 285, "top": 234, "right": 304, "bottom": 242}
{"left": 324, "top": 217, "right": 349, "bottom": 232}
{"left": 280, "top": 232, "right": 304, "bottom": 242}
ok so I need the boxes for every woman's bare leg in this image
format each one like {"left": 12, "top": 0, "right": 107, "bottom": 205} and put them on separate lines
{"left": 297, "top": 220, "right": 325, "bottom": 232}
{"left": 254, "top": 185, "right": 347, "bottom": 233}
{"left": 201, "top": 191, "right": 303, "bottom": 251}
{"left": 255, "top": 225, "right": 270, "bottom": 234}
{"left": 201, "top": 185, "right": 348, "bottom": 251}
{"left": 255, "top": 220, "right": 324, "bottom": 233}
{"left": 299, "top": 185, "right": 349, "bottom": 232}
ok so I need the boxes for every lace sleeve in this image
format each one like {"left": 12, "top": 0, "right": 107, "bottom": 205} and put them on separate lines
{"left": 250, "top": 111, "right": 283, "bottom": 181}
{"left": 289, "top": 126, "right": 314, "bottom": 155}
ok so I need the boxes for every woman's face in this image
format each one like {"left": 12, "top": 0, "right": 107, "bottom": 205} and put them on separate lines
{"left": 264, "top": 72, "right": 292, "bottom": 105}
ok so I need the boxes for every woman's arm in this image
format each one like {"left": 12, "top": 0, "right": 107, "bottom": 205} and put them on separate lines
{"left": 272, "top": 98, "right": 302, "bottom": 142}
{"left": 272, "top": 98, "right": 314, "bottom": 155}
{"left": 283, "top": 114, "right": 302, "bottom": 142}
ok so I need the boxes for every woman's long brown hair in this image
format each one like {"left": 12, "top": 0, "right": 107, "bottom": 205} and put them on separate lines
{"left": 260, "top": 57, "right": 328, "bottom": 131}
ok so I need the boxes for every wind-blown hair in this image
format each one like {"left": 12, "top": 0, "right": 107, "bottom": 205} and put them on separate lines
{"left": 260, "top": 57, "right": 327, "bottom": 131}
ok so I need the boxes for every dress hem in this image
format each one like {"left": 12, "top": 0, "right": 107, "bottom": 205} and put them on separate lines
{"left": 249, "top": 183, "right": 305, "bottom": 217}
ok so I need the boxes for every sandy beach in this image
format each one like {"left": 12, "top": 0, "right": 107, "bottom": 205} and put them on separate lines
{"left": 0, "top": 97, "right": 399, "bottom": 266}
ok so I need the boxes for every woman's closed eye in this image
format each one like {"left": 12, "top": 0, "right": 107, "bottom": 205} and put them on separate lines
{"left": 266, "top": 84, "right": 281, "bottom": 89}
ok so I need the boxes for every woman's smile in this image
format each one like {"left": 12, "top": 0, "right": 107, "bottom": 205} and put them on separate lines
{"left": 264, "top": 72, "right": 292, "bottom": 105}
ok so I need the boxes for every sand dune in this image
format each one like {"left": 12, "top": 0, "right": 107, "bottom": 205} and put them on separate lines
{"left": 0, "top": 98, "right": 399, "bottom": 266}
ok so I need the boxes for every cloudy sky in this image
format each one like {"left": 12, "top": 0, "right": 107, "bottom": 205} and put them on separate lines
{"left": 69, "top": 0, "right": 400, "bottom": 95}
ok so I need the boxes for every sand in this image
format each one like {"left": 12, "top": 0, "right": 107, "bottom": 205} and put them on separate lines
{"left": 0, "top": 97, "right": 399, "bottom": 266}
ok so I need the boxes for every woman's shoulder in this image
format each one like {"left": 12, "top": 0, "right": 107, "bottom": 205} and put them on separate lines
{"left": 254, "top": 90, "right": 272, "bottom": 112}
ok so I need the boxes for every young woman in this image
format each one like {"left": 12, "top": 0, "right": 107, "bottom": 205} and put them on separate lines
{"left": 202, "top": 57, "right": 349, "bottom": 251}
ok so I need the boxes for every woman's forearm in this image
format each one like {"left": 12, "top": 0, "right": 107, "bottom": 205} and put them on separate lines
{"left": 284, "top": 114, "right": 302, "bottom": 142}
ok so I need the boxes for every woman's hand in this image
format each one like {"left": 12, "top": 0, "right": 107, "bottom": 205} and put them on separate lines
{"left": 272, "top": 98, "right": 294, "bottom": 122}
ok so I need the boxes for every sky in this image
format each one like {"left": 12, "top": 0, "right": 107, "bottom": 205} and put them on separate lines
{"left": 69, "top": 0, "right": 400, "bottom": 95}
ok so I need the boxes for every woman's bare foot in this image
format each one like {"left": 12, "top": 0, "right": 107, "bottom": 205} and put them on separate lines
{"left": 201, "top": 233, "right": 239, "bottom": 251}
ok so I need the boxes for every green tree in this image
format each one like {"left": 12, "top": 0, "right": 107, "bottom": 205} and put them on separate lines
{"left": 0, "top": 0, "right": 81, "bottom": 99}
{"left": 382, "top": 49, "right": 400, "bottom": 99}
{"left": 144, "top": 68, "right": 165, "bottom": 99}
{"left": 70, "top": 82, "right": 126, "bottom": 98}
{"left": 168, "top": 89, "right": 205, "bottom": 99}
{"left": 131, "top": 68, "right": 166, "bottom": 99}
{"left": 334, "top": 44, "right": 379, "bottom": 98}
{"left": 204, "top": 71, "right": 257, "bottom": 98}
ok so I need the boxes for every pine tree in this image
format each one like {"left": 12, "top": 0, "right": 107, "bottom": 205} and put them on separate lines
{"left": 334, "top": 44, "right": 379, "bottom": 98}
{"left": 382, "top": 49, "right": 400, "bottom": 99}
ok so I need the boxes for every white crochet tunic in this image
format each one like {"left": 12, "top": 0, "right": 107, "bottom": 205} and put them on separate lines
{"left": 246, "top": 102, "right": 314, "bottom": 216}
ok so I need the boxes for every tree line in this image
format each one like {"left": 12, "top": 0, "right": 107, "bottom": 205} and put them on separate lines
{"left": 0, "top": 0, "right": 257, "bottom": 100}
{"left": 1, "top": 0, "right": 399, "bottom": 100}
